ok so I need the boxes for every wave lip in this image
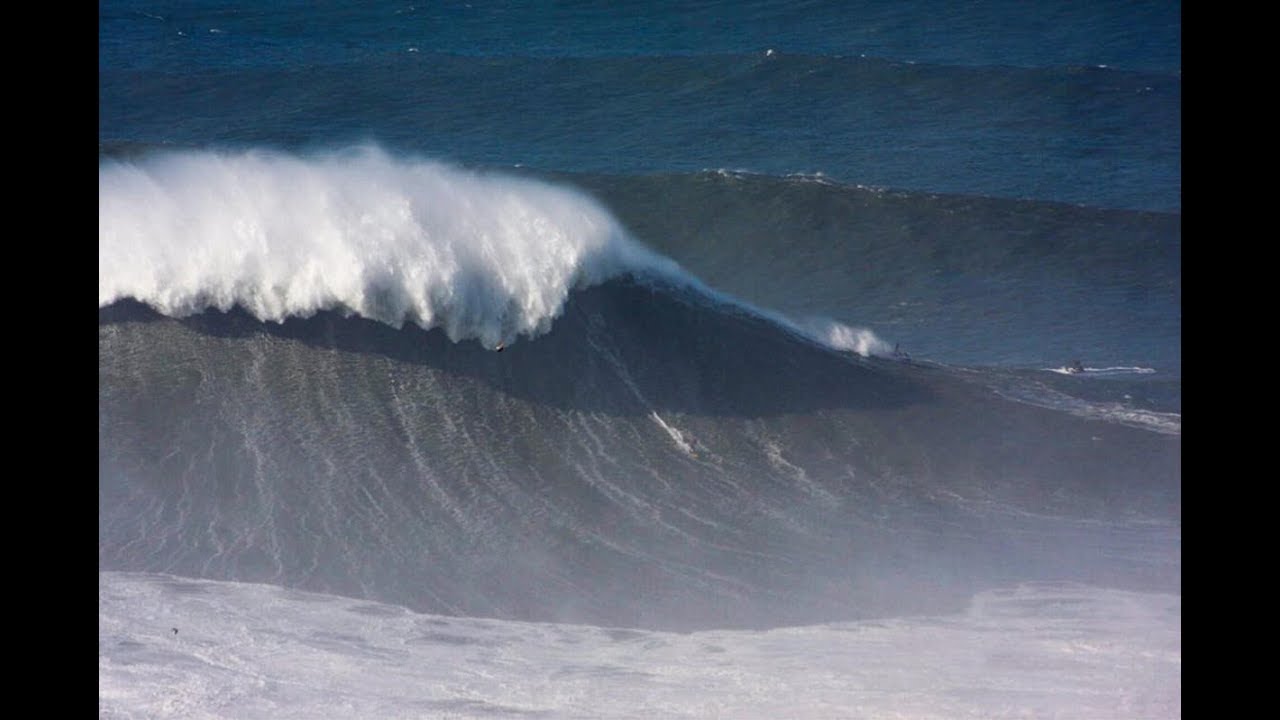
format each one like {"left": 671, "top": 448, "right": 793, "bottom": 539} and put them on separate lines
{"left": 99, "top": 146, "right": 684, "bottom": 349}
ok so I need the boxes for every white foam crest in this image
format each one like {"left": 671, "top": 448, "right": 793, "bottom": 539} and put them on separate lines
{"left": 99, "top": 146, "right": 685, "bottom": 348}
{"left": 803, "top": 318, "right": 894, "bottom": 357}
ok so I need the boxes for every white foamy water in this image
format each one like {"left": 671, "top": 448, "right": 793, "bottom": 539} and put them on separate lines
{"left": 99, "top": 147, "right": 684, "bottom": 349}
{"left": 100, "top": 572, "right": 1180, "bottom": 719}
{"left": 808, "top": 318, "right": 895, "bottom": 357}
{"left": 1046, "top": 366, "right": 1158, "bottom": 377}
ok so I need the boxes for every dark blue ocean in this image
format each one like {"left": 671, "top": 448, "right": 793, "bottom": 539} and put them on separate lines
{"left": 100, "top": 3, "right": 1180, "bottom": 715}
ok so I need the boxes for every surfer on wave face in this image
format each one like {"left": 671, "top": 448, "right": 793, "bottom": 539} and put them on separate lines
{"left": 1066, "top": 359, "right": 1084, "bottom": 374}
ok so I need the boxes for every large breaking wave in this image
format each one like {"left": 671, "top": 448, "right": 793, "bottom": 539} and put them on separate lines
{"left": 99, "top": 147, "right": 1179, "bottom": 632}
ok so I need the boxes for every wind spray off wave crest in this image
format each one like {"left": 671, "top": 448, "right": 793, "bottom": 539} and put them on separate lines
{"left": 98, "top": 146, "right": 684, "bottom": 348}
{"left": 806, "top": 319, "right": 893, "bottom": 358}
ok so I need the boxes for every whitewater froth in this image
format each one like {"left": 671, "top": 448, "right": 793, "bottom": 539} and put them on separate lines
{"left": 99, "top": 147, "right": 684, "bottom": 348}
{"left": 806, "top": 319, "right": 893, "bottom": 357}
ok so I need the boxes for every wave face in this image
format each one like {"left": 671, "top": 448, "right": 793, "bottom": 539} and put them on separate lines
{"left": 100, "top": 287, "right": 1180, "bottom": 631}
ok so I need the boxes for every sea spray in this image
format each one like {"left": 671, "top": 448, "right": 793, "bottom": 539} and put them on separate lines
{"left": 99, "top": 146, "right": 683, "bottom": 349}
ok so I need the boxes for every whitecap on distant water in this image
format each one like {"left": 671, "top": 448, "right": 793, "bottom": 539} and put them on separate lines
{"left": 1047, "top": 365, "right": 1157, "bottom": 377}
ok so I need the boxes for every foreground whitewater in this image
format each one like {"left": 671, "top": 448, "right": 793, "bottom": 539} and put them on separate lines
{"left": 100, "top": 572, "right": 1179, "bottom": 720}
